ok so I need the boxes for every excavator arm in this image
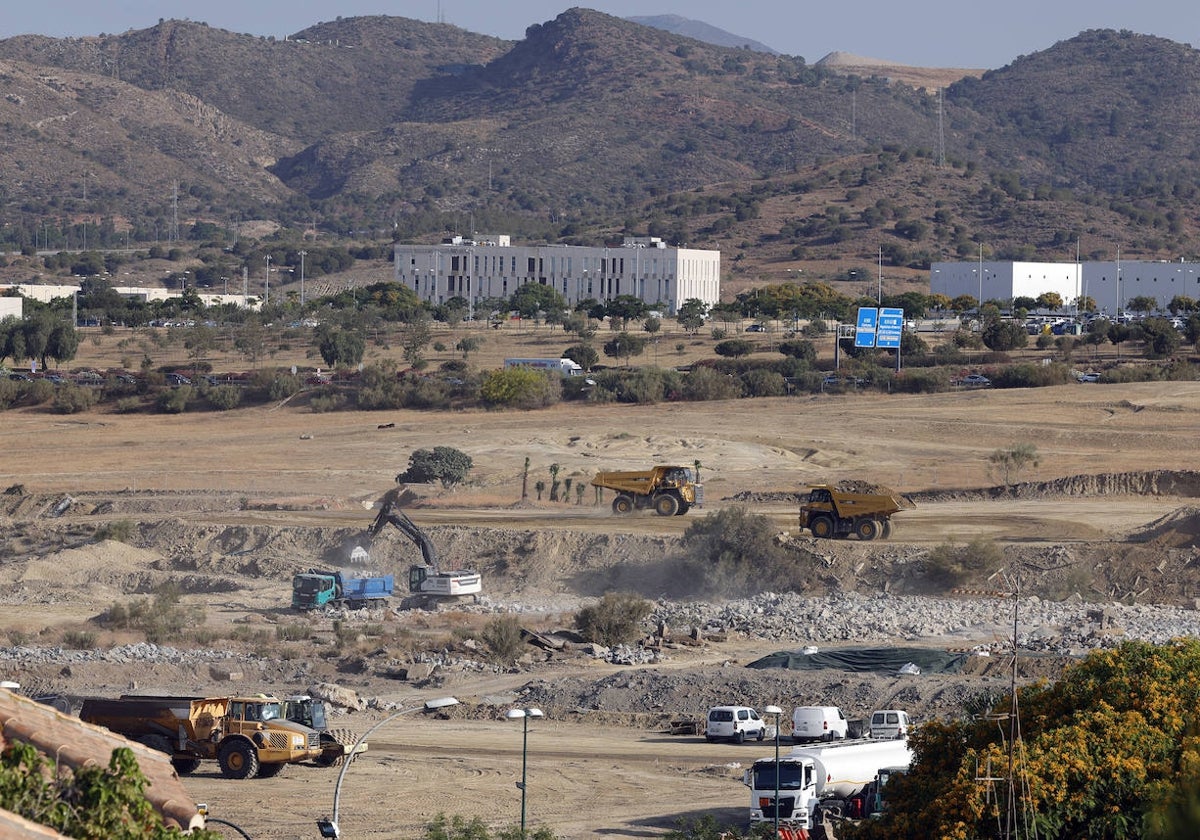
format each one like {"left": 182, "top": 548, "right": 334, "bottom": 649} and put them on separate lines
{"left": 366, "top": 488, "right": 439, "bottom": 572}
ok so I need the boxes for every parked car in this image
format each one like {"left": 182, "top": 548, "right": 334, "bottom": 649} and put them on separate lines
{"left": 8, "top": 373, "right": 31, "bottom": 381}
{"left": 165, "top": 373, "right": 192, "bottom": 386}
{"left": 746, "top": 324, "right": 766, "bottom": 332}
{"left": 706, "top": 706, "right": 767, "bottom": 743}
{"left": 959, "top": 374, "right": 991, "bottom": 386}
{"left": 792, "top": 705, "right": 850, "bottom": 742}
{"left": 1077, "top": 372, "right": 1101, "bottom": 383}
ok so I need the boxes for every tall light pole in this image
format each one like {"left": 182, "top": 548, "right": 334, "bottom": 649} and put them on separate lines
{"left": 264, "top": 254, "right": 272, "bottom": 305}
{"left": 764, "top": 705, "right": 783, "bottom": 836}
{"left": 317, "top": 697, "right": 459, "bottom": 839}
{"left": 978, "top": 242, "right": 984, "bottom": 314}
{"left": 299, "top": 250, "right": 307, "bottom": 307}
{"left": 506, "top": 706, "right": 544, "bottom": 837}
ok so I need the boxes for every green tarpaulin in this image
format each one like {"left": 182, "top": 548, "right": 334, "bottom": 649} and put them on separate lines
{"left": 746, "top": 646, "right": 969, "bottom": 674}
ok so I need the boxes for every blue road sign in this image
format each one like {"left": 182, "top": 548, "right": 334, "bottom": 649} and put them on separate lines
{"left": 854, "top": 307, "right": 878, "bottom": 348}
{"left": 877, "top": 307, "right": 904, "bottom": 348}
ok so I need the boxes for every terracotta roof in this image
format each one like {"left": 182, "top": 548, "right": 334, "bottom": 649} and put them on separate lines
{"left": 0, "top": 809, "right": 70, "bottom": 839}
{"left": 0, "top": 689, "right": 205, "bottom": 833}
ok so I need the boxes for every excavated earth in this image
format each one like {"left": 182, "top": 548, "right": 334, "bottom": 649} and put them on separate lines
{"left": 5, "top": 385, "right": 1200, "bottom": 838}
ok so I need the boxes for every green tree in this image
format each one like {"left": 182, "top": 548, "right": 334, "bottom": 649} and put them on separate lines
{"left": 562, "top": 343, "right": 599, "bottom": 370}
{"left": 677, "top": 298, "right": 710, "bottom": 334}
{"left": 509, "top": 284, "right": 566, "bottom": 323}
{"left": 455, "top": 336, "right": 481, "bottom": 360}
{"left": 397, "top": 446, "right": 473, "bottom": 488}
{"left": 402, "top": 315, "right": 433, "bottom": 368}
{"left": 714, "top": 338, "right": 753, "bottom": 358}
{"left": 981, "top": 318, "right": 1028, "bottom": 352}
{"left": 604, "top": 295, "right": 649, "bottom": 329}
{"left": 574, "top": 592, "right": 652, "bottom": 645}
{"left": 643, "top": 316, "right": 662, "bottom": 335}
{"left": 316, "top": 326, "right": 366, "bottom": 368}
{"left": 1037, "top": 291, "right": 1065, "bottom": 311}
{"left": 986, "top": 442, "right": 1039, "bottom": 486}
{"left": 603, "top": 332, "right": 647, "bottom": 365}
{"left": 1127, "top": 295, "right": 1159, "bottom": 317}
{"left": 854, "top": 640, "right": 1200, "bottom": 840}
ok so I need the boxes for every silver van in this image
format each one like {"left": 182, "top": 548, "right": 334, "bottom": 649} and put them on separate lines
{"left": 706, "top": 705, "right": 766, "bottom": 743}
{"left": 869, "top": 709, "right": 911, "bottom": 739}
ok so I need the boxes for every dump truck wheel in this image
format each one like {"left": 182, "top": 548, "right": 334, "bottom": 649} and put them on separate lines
{"left": 218, "top": 739, "right": 260, "bottom": 780}
{"left": 654, "top": 494, "right": 679, "bottom": 517}
{"left": 256, "top": 762, "right": 285, "bottom": 778}
{"left": 882, "top": 519, "right": 893, "bottom": 539}
{"left": 855, "top": 519, "right": 880, "bottom": 541}
{"left": 612, "top": 495, "right": 635, "bottom": 515}
{"left": 810, "top": 515, "right": 835, "bottom": 539}
{"left": 172, "top": 757, "right": 202, "bottom": 775}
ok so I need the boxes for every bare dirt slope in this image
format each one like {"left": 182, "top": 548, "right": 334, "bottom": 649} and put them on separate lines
{"left": 5, "top": 381, "right": 1200, "bottom": 838}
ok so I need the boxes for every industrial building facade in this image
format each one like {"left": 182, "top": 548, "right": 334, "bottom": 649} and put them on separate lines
{"left": 393, "top": 235, "right": 721, "bottom": 315}
{"left": 930, "top": 260, "right": 1200, "bottom": 316}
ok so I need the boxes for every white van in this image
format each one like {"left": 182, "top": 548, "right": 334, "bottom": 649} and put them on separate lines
{"left": 869, "top": 709, "right": 911, "bottom": 740}
{"left": 706, "top": 706, "right": 767, "bottom": 743}
{"left": 792, "top": 706, "right": 849, "bottom": 742}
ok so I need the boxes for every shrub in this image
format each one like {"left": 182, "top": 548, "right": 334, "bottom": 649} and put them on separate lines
{"left": 574, "top": 592, "right": 652, "bottom": 646}
{"left": 740, "top": 368, "right": 787, "bottom": 397}
{"left": 480, "top": 615, "right": 525, "bottom": 664}
{"left": 95, "top": 520, "right": 135, "bottom": 543}
{"left": 206, "top": 384, "right": 242, "bottom": 410}
{"left": 991, "top": 362, "right": 1073, "bottom": 388}
{"left": 114, "top": 396, "right": 143, "bottom": 413}
{"left": 920, "top": 538, "right": 1005, "bottom": 590}
{"left": 61, "top": 629, "right": 98, "bottom": 649}
{"left": 680, "top": 507, "right": 803, "bottom": 596}
{"left": 310, "top": 392, "right": 348, "bottom": 412}
{"left": 480, "top": 367, "right": 561, "bottom": 409}
{"left": 268, "top": 373, "right": 302, "bottom": 400}
{"left": 714, "top": 338, "right": 754, "bottom": 358}
{"left": 398, "top": 446, "right": 473, "bottom": 488}
{"left": 778, "top": 339, "right": 816, "bottom": 361}
{"left": 683, "top": 367, "right": 742, "bottom": 401}
{"left": 51, "top": 384, "right": 99, "bottom": 414}
{"left": 155, "top": 385, "right": 192, "bottom": 413}
{"left": 276, "top": 623, "right": 310, "bottom": 642}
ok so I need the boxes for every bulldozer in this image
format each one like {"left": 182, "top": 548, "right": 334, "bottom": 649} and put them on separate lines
{"left": 590, "top": 465, "right": 703, "bottom": 516}
{"left": 358, "top": 488, "right": 482, "bottom": 605}
{"left": 799, "top": 484, "right": 915, "bottom": 540}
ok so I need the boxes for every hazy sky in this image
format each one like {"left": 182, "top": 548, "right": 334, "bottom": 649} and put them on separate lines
{"left": 1, "top": 1, "right": 1195, "bottom": 68}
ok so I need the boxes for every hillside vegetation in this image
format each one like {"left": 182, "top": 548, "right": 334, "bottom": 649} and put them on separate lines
{"left": 0, "top": 15, "right": 1197, "bottom": 281}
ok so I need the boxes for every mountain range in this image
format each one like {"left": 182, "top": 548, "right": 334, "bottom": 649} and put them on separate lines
{"left": 0, "top": 9, "right": 1196, "bottom": 274}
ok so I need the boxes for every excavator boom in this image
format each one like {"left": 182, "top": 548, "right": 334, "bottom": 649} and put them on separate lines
{"left": 365, "top": 488, "right": 482, "bottom": 599}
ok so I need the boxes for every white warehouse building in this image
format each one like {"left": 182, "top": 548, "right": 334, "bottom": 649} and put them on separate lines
{"left": 930, "top": 260, "right": 1200, "bottom": 315}
{"left": 394, "top": 235, "right": 720, "bottom": 315}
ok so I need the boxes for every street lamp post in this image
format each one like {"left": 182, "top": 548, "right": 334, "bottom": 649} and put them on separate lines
{"left": 764, "top": 705, "right": 783, "bottom": 836}
{"left": 316, "top": 697, "right": 459, "bottom": 839}
{"left": 506, "top": 706, "right": 544, "bottom": 837}
{"left": 264, "top": 254, "right": 272, "bottom": 305}
{"left": 299, "top": 250, "right": 307, "bottom": 307}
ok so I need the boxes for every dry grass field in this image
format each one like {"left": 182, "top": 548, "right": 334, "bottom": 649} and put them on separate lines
{"left": 5, "top": 321, "right": 1200, "bottom": 839}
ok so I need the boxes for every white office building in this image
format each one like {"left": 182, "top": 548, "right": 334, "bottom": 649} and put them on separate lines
{"left": 930, "top": 260, "right": 1200, "bottom": 316}
{"left": 394, "top": 235, "right": 721, "bottom": 315}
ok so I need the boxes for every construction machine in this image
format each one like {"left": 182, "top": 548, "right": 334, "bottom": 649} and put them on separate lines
{"left": 361, "top": 488, "right": 482, "bottom": 603}
{"left": 281, "top": 695, "right": 366, "bottom": 767}
{"left": 591, "top": 465, "right": 703, "bottom": 516}
{"left": 799, "top": 484, "right": 915, "bottom": 540}
{"left": 79, "top": 694, "right": 321, "bottom": 779}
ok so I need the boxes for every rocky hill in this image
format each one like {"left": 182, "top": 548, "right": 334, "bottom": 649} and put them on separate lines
{"left": 0, "top": 15, "right": 1197, "bottom": 268}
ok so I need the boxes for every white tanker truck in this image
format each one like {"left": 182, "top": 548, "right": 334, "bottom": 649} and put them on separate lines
{"left": 743, "top": 738, "right": 912, "bottom": 831}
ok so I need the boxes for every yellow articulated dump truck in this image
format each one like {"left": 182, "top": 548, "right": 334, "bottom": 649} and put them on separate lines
{"left": 79, "top": 694, "right": 322, "bottom": 779}
{"left": 591, "top": 465, "right": 703, "bottom": 516}
{"left": 800, "top": 484, "right": 915, "bottom": 540}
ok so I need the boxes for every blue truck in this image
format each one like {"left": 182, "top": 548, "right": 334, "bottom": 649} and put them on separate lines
{"left": 291, "top": 570, "right": 394, "bottom": 610}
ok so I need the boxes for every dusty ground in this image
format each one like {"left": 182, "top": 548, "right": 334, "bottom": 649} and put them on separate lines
{"left": 5, "top": 380, "right": 1200, "bottom": 838}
